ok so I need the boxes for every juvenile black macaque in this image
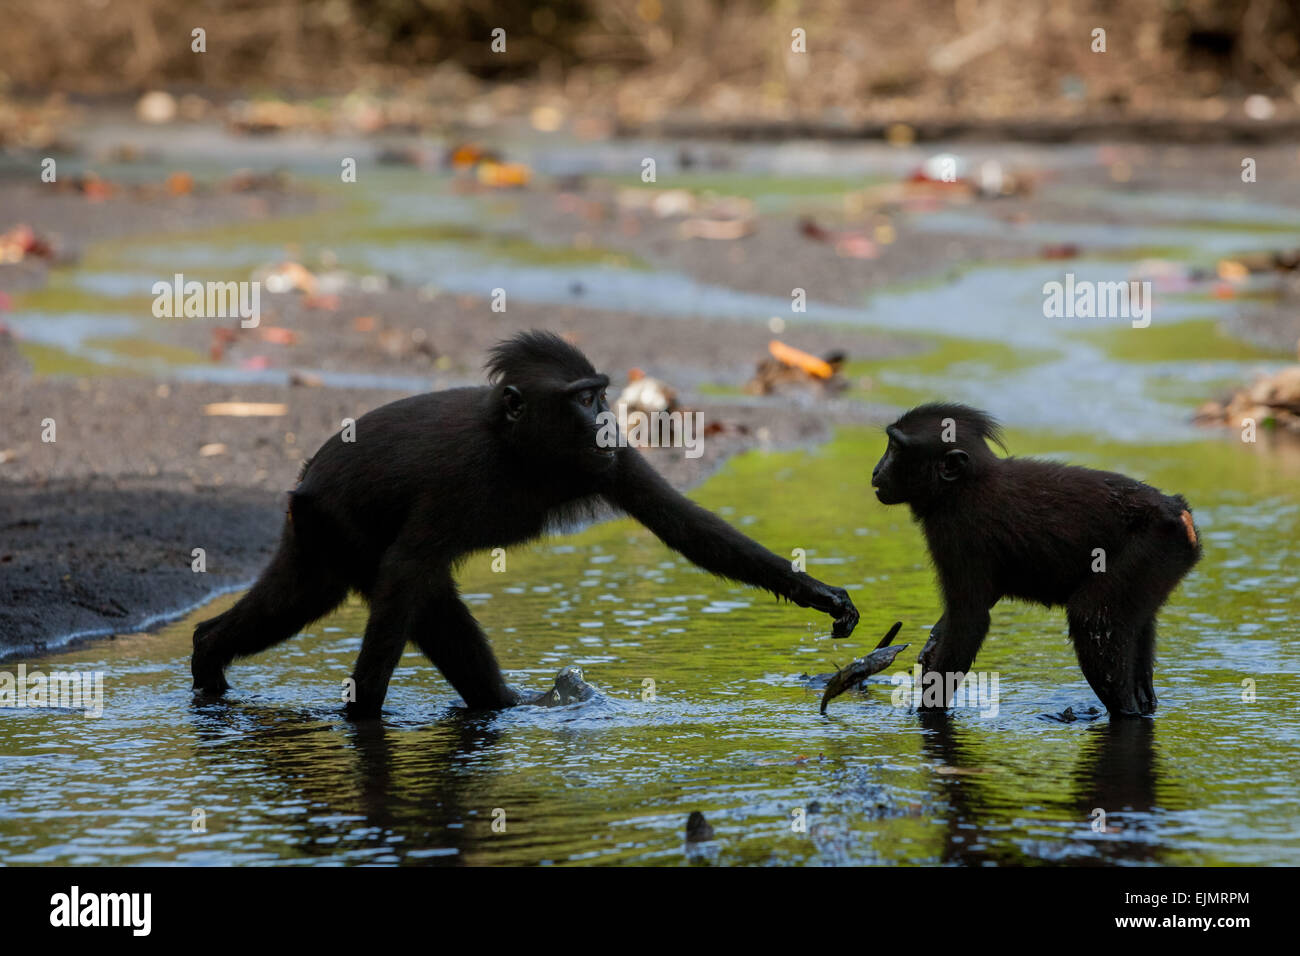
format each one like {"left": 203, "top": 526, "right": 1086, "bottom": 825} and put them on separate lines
{"left": 871, "top": 403, "right": 1200, "bottom": 717}
{"left": 193, "top": 331, "right": 859, "bottom": 716}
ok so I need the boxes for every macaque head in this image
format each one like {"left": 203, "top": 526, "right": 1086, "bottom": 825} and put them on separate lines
{"left": 872, "top": 403, "right": 1004, "bottom": 507}
{"left": 487, "top": 331, "right": 616, "bottom": 473}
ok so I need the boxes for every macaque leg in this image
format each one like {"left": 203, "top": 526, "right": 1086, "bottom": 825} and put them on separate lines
{"left": 1134, "top": 617, "right": 1158, "bottom": 716}
{"left": 1067, "top": 604, "right": 1152, "bottom": 717}
{"left": 408, "top": 589, "right": 519, "bottom": 710}
{"left": 193, "top": 523, "right": 348, "bottom": 693}
{"left": 917, "top": 609, "right": 989, "bottom": 709}
{"left": 344, "top": 548, "right": 425, "bottom": 718}
{"left": 1068, "top": 563, "right": 1162, "bottom": 717}
{"left": 346, "top": 602, "right": 411, "bottom": 719}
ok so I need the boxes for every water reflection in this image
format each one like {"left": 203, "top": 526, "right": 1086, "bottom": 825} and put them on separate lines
{"left": 918, "top": 710, "right": 1166, "bottom": 866}
{"left": 1072, "top": 721, "right": 1163, "bottom": 865}
{"left": 185, "top": 698, "right": 512, "bottom": 863}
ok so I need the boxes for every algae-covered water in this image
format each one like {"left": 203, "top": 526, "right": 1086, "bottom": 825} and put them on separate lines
{"left": 2, "top": 130, "right": 1298, "bottom": 864}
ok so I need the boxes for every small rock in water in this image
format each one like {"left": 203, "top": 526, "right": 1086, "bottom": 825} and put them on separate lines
{"left": 685, "top": 811, "right": 715, "bottom": 843}
{"left": 532, "top": 665, "right": 598, "bottom": 707}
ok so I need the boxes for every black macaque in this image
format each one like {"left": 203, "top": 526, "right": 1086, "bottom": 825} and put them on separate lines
{"left": 193, "top": 331, "right": 859, "bottom": 716}
{"left": 871, "top": 403, "right": 1200, "bottom": 717}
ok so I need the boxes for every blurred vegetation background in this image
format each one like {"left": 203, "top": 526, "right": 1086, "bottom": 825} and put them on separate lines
{"left": 4, "top": 0, "right": 1300, "bottom": 124}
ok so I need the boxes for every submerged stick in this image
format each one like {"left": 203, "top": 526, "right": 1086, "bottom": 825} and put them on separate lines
{"left": 819, "top": 621, "right": 908, "bottom": 714}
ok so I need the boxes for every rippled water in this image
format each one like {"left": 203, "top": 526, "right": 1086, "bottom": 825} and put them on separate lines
{"left": 2, "top": 430, "right": 1297, "bottom": 865}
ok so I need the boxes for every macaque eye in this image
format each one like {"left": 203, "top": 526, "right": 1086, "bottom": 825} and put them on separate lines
{"left": 578, "top": 390, "right": 595, "bottom": 408}
{"left": 600, "top": 389, "right": 607, "bottom": 405}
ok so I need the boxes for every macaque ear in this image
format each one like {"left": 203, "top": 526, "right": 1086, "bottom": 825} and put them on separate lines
{"left": 502, "top": 385, "right": 526, "bottom": 423}
{"left": 940, "top": 448, "right": 969, "bottom": 481}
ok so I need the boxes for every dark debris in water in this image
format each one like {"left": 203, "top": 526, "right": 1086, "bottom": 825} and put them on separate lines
{"left": 1040, "top": 705, "right": 1104, "bottom": 723}
{"left": 816, "top": 621, "right": 908, "bottom": 714}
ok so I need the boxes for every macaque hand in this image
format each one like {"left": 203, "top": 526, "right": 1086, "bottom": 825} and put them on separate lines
{"left": 917, "top": 630, "right": 940, "bottom": 672}
{"left": 815, "top": 585, "right": 859, "bottom": 638}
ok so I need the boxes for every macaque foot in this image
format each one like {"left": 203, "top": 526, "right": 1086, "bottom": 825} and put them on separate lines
{"left": 191, "top": 647, "right": 231, "bottom": 695}
{"left": 344, "top": 703, "right": 384, "bottom": 721}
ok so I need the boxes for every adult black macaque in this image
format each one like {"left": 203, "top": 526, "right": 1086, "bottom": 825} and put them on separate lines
{"left": 871, "top": 403, "right": 1200, "bottom": 717}
{"left": 193, "top": 331, "right": 859, "bottom": 716}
